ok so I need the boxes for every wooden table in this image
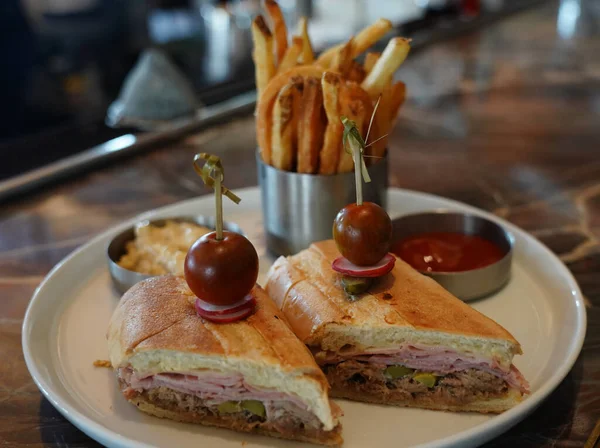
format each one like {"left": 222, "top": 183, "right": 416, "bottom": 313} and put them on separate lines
{"left": 2, "top": 1, "right": 599, "bottom": 445}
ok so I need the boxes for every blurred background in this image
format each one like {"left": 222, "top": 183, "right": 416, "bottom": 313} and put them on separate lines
{"left": 0, "top": 0, "right": 544, "bottom": 189}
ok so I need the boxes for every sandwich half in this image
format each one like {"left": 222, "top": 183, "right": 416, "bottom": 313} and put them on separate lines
{"left": 107, "top": 275, "right": 343, "bottom": 446}
{"left": 265, "top": 240, "right": 530, "bottom": 413}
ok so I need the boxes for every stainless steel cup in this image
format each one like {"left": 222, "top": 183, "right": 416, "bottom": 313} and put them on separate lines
{"left": 257, "top": 152, "right": 388, "bottom": 256}
{"left": 391, "top": 211, "right": 514, "bottom": 301}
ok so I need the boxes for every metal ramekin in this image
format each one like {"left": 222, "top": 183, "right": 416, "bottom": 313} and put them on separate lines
{"left": 391, "top": 211, "right": 514, "bottom": 301}
{"left": 107, "top": 216, "right": 243, "bottom": 294}
{"left": 257, "top": 152, "right": 388, "bottom": 256}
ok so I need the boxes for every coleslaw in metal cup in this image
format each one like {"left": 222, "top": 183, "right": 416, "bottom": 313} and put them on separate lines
{"left": 107, "top": 216, "right": 243, "bottom": 294}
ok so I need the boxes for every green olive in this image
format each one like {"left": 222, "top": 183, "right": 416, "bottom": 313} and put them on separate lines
{"left": 383, "top": 365, "right": 415, "bottom": 379}
{"left": 341, "top": 276, "right": 373, "bottom": 295}
{"left": 218, "top": 401, "right": 241, "bottom": 413}
{"left": 241, "top": 400, "right": 266, "bottom": 417}
{"left": 412, "top": 373, "right": 438, "bottom": 388}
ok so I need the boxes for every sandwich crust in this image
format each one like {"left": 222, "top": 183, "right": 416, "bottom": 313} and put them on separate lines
{"left": 107, "top": 275, "right": 337, "bottom": 430}
{"left": 108, "top": 275, "right": 327, "bottom": 379}
{"left": 265, "top": 240, "right": 522, "bottom": 366}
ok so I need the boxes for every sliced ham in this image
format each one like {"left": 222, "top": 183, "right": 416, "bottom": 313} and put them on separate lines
{"left": 118, "top": 368, "right": 311, "bottom": 417}
{"left": 316, "top": 343, "right": 530, "bottom": 394}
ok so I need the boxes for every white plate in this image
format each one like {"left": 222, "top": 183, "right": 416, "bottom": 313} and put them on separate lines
{"left": 22, "top": 187, "right": 586, "bottom": 448}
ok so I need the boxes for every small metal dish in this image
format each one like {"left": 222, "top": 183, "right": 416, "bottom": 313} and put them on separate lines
{"left": 391, "top": 211, "right": 514, "bottom": 301}
{"left": 107, "top": 216, "right": 243, "bottom": 294}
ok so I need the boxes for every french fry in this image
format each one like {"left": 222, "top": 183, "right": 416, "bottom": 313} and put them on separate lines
{"left": 297, "top": 77, "right": 325, "bottom": 173}
{"left": 253, "top": 14, "right": 410, "bottom": 173}
{"left": 318, "top": 72, "right": 343, "bottom": 174}
{"left": 331, "top": 38, "right": 354, "bottom": 77}
{"left": 290, "top": 75, "right": 304, "bottom": 169}
{"left": 389, "top": 81, "right": 407, "bottom": 125}
{"left": 346, "top": 60, "right": 366, "bottom": 83}
{"left": 370, "top": 80, "right": 406, "bottom": 157}
{"left": 277, "top": 36, "right": 303, "bottom": 74}
{"left": 251, "top": 15, "right": 276, "bottom": 98}
{"left": 342, "top": 81, "right": 373, "bottom": 109}
{"left": 369, "top": 80, "right": 406, "bottom": 158}
{"left": 370, "top": 81, "right": 393, "bottom": 158}
{"left": 264, "top": 0, "right": 288, "bottom": 64}
{"left": 298, "top": 17, "right": 314, "bottom": 64}
{"left": 271, "top": 83, "right": 296, "bottom": 171}
{"left": 257, "top": 65, "right": 324, "bottom": 165}
{"left": 337, "top": 98, "right": 367, "bottom": 173}
{"left": 341, "top": 81, "right": 373, "bottom": 163}
{"left": 363, "top": 52, "right": 381, "bottom": 74}
{"left": 361, "top": 37, "right": 410, "bottom": 98}
{"left": 316, "top": 18, "right": 392, "bottom": 67}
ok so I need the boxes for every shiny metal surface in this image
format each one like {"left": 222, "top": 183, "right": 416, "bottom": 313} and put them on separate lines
{"left": 106, "top": 215, "right": 243, "bottom": 295}
{"left": 391, "top": 211, "right": 513, "bottom": 301}
{"left": 257, "top": 153, "right": 388, "bottom": 256}
{"left": 0, "top": 91, "right": 256, "bottom": 202}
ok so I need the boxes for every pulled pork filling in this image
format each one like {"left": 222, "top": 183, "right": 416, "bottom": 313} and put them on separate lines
{"left": 314, "top": 343, "right": 529, "bottom": 395}
{"left": 323, "top": 359, "right": 518, "bottom": 406}
{"left": 117, "top": 368, "right": 329, "bottom": 431}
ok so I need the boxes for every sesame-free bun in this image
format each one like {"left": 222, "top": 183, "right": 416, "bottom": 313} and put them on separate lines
{"left": 265, "top": 240, "right": 522, "bottom": 369}
{"left": 107, "top": 275, "right": 338, "bottom": 431}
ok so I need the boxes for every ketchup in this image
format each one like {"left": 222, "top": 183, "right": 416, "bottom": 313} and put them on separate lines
{"left": 392, "top": 232, "right": 504, "bottom": 273}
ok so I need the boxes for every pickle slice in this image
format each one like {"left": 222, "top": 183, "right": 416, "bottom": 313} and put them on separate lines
{"left": 218, "top": 401, "right": 242, "bottom": 413}
{"left": 384, "top": 365, "right": 415, "bottom": 379}
{"left": 341, "top": 276, "right": 373, "bottom": 295}
{"left": 241, "top": 400, "right": 266, "bottom": 417}
{"left": 412, "top": 372, "right": 438, "bottom": 388}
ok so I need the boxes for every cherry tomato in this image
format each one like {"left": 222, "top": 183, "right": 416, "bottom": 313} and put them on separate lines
{"left": 184, "top": 231, "right": 259, "bottom": 305}
{"left": 333, "top": 202, "right": 392, "bottom": 266}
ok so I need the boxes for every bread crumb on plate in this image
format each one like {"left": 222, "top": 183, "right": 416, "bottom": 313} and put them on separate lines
{"left": 93, "top": 360, "right": 112, "bottom": 368}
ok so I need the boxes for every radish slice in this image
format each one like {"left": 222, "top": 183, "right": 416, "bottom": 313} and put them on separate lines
{"left": 195, "top": 294, "right": 256, "bottom": 317}
{"left": 332, "top": 253, "right": 396, "bottom": 278}
{"left": 196, "top": 304, "right": 255, "bottom": 323}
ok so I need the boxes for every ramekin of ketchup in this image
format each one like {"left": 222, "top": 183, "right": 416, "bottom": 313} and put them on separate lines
{"left": 391, "top": 212, "right": 513, "bottom": 301}
{"left": 393, "top": 232, "right": 505, "bottom": 273}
